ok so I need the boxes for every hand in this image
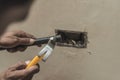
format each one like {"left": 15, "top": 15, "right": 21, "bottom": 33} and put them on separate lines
{"left": 0, "top": 30, "right": 36, "bottom": 52}
{"left": 0, "top": 61, "right": 40, "bottom": 80}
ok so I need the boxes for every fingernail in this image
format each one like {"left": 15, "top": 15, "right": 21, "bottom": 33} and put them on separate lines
{"left": 30, "top": 39, "right": 35, "bottom": 44}
{"left": 25, "top": 60, "right": 30, "bottom": 64}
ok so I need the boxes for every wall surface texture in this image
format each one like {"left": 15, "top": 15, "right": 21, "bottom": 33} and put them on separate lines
{"left": 0, "top": 0, "right": 120, "bottom": 80}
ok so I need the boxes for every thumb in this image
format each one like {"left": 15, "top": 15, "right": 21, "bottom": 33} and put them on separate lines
{"left": 18, "top": 38, "right": 35, "bottom": 45}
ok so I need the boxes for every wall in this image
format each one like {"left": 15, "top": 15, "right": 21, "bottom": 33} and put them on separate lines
{"left": 0, "top": 0, "right": 120, "bottom": 80}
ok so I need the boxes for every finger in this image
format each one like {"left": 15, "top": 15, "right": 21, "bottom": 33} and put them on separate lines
{"left": 26, "top": 65, "right": 40, "bottom": 74}
{"left": 7, "top": 46, "right": 27, "bottom": 53}
{"left": 13, "top": 30, "right": 36, "bottom": 38}
{"left": 8, "top": 62, "right": 26, "bottom": 71}
{"left": 12, "top": 65, "right": 40, "bottom": 78}
{"left": 0, "top": 36, "right": 19, "bottom": 48}
{"left": 16, "top": 46, "right": 27, "bottom": 52}
{"left": 7, "top": 48, "right": 18, "bottom": 53}
{"left": 18, "top": 38, "right": 35, "bottom": 45}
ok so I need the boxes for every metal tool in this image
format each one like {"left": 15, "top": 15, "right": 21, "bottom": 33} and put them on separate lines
{"left": 26, "top": 37, "right": 56, "bottom": 69}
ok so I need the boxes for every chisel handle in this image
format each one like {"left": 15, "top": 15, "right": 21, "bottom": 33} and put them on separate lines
{"left": 26, "top": 56, "right": 42, "bottom": 69}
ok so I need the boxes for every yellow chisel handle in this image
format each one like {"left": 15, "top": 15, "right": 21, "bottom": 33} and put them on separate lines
{"left": 26, "top": 55, "right": 43, "bottom": 69}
